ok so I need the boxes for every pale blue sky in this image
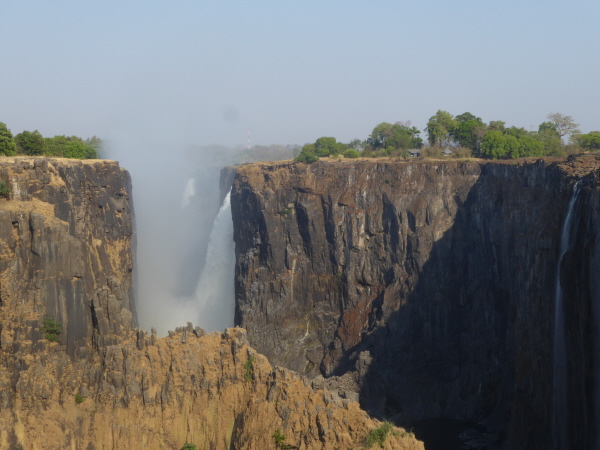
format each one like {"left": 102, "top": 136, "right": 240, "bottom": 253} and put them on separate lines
{"left": 1, "top": 0, "right": 599, "bottom": 147}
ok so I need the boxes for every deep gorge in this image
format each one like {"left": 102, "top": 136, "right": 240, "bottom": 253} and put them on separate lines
{"left": 230, "top": 155, "right": 600, "bottom": 449}
{"left": 1, "top": 154, "right": 600, "bottom": 449}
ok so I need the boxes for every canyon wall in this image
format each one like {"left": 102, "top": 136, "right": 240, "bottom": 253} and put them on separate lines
{"left": 0, "top": 157, "right": 423, "bottom": 450}
{"left": 0, "top": 157, "right": 135, "bottom": 358}
{"left": 231, "top": 156, "right": 600, "bottom": 449}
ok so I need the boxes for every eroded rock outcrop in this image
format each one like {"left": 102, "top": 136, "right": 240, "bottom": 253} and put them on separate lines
{"left": 230, "top": 155, "right": 600, "bottom": 449}
{"left": 0, "top": 324, "right": 423, "bottom": 450}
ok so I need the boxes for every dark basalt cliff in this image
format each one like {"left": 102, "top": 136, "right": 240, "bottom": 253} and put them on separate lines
{"left": 0, "top": 157, "right": 135, "bottom": 357}
{"left": 0, "top": 157, "right": 422, "bottom": 450}
{"left": 230, "top": 155, "right": 600, "bottom": 449}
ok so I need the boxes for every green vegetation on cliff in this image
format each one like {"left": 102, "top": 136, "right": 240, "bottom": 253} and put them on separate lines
{"left": 41, "top": 318, "right": 62, "bottom": 342}
{"left": 294, "top": 111, "right": 596, "bottom": 164}
{"left": 0, "top": 121, "right": 101, "bottom": 159}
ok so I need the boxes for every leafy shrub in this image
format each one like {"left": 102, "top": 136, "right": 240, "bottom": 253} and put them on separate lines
{"left": 294, "top": 149, "right": 318, "bottom": 164}
{"left": 343, "top": 149, "right": 360, "bottom": 159}
{"left": 180, "top": 444, "right": 197, "bottom": 450}
{"left": 0, "top": 180, "right": 9, "bottom": 198}
{"left": 244, "top": 354, "right": 255, "bottom": 382}
{"left": 41, "top": 318, "right": 61, "bottom": 342}
{"left": 75, "top": 394, "right": 84, "bottom": 404}
{"left": 365, "top": 421, "right": 393, "bottom": 448}
{"left": 273, "top": 429, "right": 296, "bottom": 449}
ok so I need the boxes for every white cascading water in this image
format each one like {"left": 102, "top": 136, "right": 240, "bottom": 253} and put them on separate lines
{"left": 194, "top": 190, "right": 235, "bottom": 332}
{"left": 181, "top": 178, "right": 195, "bottom": 208}
{"left": 553, "top": 180, "right": 582, "bottom": 450}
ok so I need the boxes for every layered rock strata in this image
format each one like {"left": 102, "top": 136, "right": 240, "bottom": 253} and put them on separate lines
{"left": 230, "top": 155, "right": 600, "bottom": 449}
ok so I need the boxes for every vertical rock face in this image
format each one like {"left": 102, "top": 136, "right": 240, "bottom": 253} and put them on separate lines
{"left": 0, "top": 157, "right": 424, "bottom": 450}
{"left": 0, "top": 157, "right": 135, "bottom": 359}
{"left": 231, "top": 156, "right": 600, "bottom": 449}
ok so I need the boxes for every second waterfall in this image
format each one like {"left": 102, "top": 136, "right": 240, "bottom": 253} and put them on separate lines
{"left": 553, "top": 180, "right": 583, "bottom": 450}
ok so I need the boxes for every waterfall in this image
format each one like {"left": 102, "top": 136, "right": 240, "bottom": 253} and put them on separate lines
{"left": 181, "top": 177, "right": 195, "bottom": 208}
{"left": 553, "top": 180, "right": 583, "bottom": 450}
{"left": 194, "top": 190, "right": 235, "bottom": 332}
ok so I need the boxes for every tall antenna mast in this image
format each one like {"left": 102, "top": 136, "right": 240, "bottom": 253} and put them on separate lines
{"left": 247, "top": 130, "right": 251, "bottom": 149}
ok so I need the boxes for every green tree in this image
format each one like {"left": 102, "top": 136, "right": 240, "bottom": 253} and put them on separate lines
{"left": 538, "top": 121, "right": 558, "bottom": 135}
{"left": 451, "top": 112, "right": 486, "bottom": 151}
{"left": 294, "top": 146, "right": 318, "bottom": 164}
{"left": 45, "top": 136, "right": 98, "bottom": 159}
{"left": 389, "top": 122, "right": 422, "bottom": 149}
{"left": 426, "top": 110, "right": 457, "bottom": 147}
{"left": 504, "top": 126, "right": 529, "bottom": 138}
{"left": 480, "top": 130, "right": 507, "bottom": 159}
{"left": 579, "top": 131, "right": 600, "bottom": 150}
{"left": 15, "top": 130, "right": 45, "bottom": 155}
{"left": 536, "top": 128, "right": 563, "bottom": 156}
{"left": 334, "top": 142, "right": 347, "bottom": 156}
{"left": 302, "top": 143, "right": 315, "bottom": 154}
{"left": 368, "top": 121, "right": 422, "bottom": 150}
{"left": 367, "top": 122, "right": 394, "bottom": 149}
{"left": 505, "top": 135, "right": 522, "bottom": 159}
{"left": 314, "top": 137, "right": 338, "bottom": 157}
{"left": 519, "top": 134, "right": 545, "bottom": 157}
{"left": 488, "top": 121, "right": 506, "bottom": 131}
{"left": 0, "top": 123, "right": 17, "bottom": 156}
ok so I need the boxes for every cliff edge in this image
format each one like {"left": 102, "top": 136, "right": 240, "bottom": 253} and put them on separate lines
{"left": 231, "top": 155, "right": 600, "bottom": 449}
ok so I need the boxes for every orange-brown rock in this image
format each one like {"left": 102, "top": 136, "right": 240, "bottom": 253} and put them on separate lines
{"left": 0, "top": 324, "right": 424, "bottom": 449}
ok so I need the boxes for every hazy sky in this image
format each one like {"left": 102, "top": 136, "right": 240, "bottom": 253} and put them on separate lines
{"left": 2, "top": 0, "right": 599, "bottom": 147}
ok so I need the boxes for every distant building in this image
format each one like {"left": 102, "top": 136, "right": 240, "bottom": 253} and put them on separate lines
{"left": 408, "top": 149, "right": 421, "bottom": 157}
{"left": 442, "top": 148, "right": 453, "bottom": 156}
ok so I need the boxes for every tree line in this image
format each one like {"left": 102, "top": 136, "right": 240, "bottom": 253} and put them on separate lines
{"left": 295, "top": 112, "right": 600, "bottom": 163}
{"left": 0, "top": 122, "right": 100, "bottom": 159}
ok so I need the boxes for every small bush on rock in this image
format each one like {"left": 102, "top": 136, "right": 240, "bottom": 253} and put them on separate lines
{"left": 181, "top": 444, "right": 197, "bottom": 450}
{"left": 244, "top": 355, "right": 255, "bottom": 382}
{"left": 0, "top": 180, "right": 10, "bottom": 198}
{"left": 273, "top": 429, "right": 296, "bottom": 449}
{"left": 365, "top": 421, "right": 394, "bottom": 448}
{"left": 343, "top": 148, "right": 360, "bottom": 158}
{"left": 41, "top": 318, "right": 61, "bottom": 342}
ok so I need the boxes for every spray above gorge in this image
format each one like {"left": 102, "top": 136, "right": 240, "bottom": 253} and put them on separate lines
{"left": 105, "top": 137, "right": 295, "bottom": 335}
